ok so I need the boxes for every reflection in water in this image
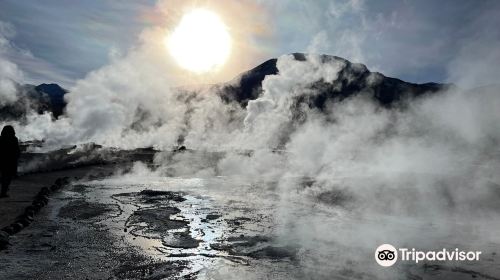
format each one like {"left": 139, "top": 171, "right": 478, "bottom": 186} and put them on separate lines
{"left": 60, "top": 175, "right": 500, "bottom": 280}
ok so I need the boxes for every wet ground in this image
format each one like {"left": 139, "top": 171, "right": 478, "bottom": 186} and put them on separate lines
{"left": 1, "top": 169, "right": 500, "bottom": 279}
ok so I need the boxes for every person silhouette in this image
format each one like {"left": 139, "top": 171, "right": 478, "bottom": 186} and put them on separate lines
{"left": 0, "top": 125, "right": 20, "bottom": 198}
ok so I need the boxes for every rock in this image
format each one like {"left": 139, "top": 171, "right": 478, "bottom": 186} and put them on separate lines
{"left": 0, "top": 231, "right": 9, "bottom": 248}
{"left": 59, "top": 177, "right": 70, "bottom": 185}
{"left": 37, "top": 194, "right": 49, "bottom": 204}
{"left": 1, "top": 226, "right": 14, "bottom": 235}
{"left": 54, "top": 178, "right": 64, "bottom": 186}
{"left": 246, "top": 245, "right": 298, "bottom": 260}
{"left": 32, "top": 201, "right": 44, "bottom": 210}
{"left": 24, "top": 214, "right": 34, "bottom": 222}
{"left": 17, "top": 217, "right": 31, "bottom": 227}
{"left": 32, "top": 204, "right": 42, "bottom": 213}
{"left": 34, "top": 198, "right": 47, "bottom": 206}
{"left": 162, "top": 232, "right": 201, "bottom": 249}
{"left": 10, "top": 222, "right": 24, "bottom": 234}
{"left": 58, "top": 200, "right": 119, "bottom": 220}
{"left": 25, "top": 205, "right": 36, "bottom": 213}
{"left": 177, "top": 145, "right": 186, "bottom": 151}
{"left": 40, "top": 187, "right": 50, "bottom": 195}
{"left": 25, "top": 208, "right": 36, "bottom": 217}
{"left": 137, "top": 190, "right": 186, "bottom": 202}
{"left": 205, "top": 214, "right": 221, "bottom": 220}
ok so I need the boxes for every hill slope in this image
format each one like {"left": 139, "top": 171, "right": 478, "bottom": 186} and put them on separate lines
{"left": 218, "top": 53, "right": 450, "bottom": 108}
{"left": 0, "top": 53, "right": 450, "bottom": 121}
{"left": 0, "top": 83, "right": 67, "bottom": 121}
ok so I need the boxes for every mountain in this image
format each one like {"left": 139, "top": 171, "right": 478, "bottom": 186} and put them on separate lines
{"left": 218, "top": 53, "right": 450, "bottom": 109}
{"left": 0, "top": 83, "right": 67, "bottom": 121}
{"left": 1, "top": 54, "right": 450, "bottom": 122}
{"left": 219, "top": 57, "right": 278, "bottom": 106}
{"left": 34, "top": 83, "right": 67, "bottom": 117}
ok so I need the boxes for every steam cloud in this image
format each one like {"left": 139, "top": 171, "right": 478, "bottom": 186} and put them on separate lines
{"left": 1, "top": 5, "right": 500, "bottom": 278}
{"left": 0, "top": 21, "right": 23, "bottom": 105}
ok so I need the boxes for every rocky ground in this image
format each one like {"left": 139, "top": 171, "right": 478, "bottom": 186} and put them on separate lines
{"left": 0, "top": 145, "right": 499, "bottom": 279}
{"left": 0, "top": 167, "right": 299, "bottom": 279}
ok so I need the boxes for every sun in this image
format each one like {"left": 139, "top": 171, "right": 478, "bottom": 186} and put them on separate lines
{"left": 166, "top": 9, "right": 231, "bottom": 73}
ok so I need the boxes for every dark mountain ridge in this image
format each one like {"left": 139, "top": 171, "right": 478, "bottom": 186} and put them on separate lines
{"left": 35, "top": 83, "right": 67, "bottom": 117}
{"left": 0, "top": 53, "right": 450, "bottom": 122}
{"left": 0, "top": 83, "right": 67, "bottom": 121}
{"left": 219, "top": 53, "right": 450, "bottom": 109}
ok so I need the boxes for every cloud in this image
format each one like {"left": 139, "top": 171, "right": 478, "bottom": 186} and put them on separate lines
{"left": 2, "top": 0, "right": 500, "bottom": 87}
{"left": 0, "top": 0, "right": 274, "bottom": 86}
{"left": 0, "top": 0, "right": 155, "bottom": 85}
{"left": 445, "top": 4, "right": 500, "bottom": 88}
{"left": 306, "top": 31, "right": 329, "bottom": 54}
{"left": 75, "top": 52, "right": 500, "bottom": 277}
{"left": 0, "top": 21, "right": 23, "bottom": 105}
{"left": 241, "top": 54, "right": 500, "bottom": 277}
{"left": 5, "top": 0, "right": 277, "bottom": 150}
{"left": 0, "top": 19, "right": 75, "bottom": 89}
{"left": 4, "top": 3, "right": 500, "bottom": 274}
{"left": 2, "top": 2, "right": 500, "bottom": 278}
{"left": 260, "top": 0, "right": 500, "bottom": 85}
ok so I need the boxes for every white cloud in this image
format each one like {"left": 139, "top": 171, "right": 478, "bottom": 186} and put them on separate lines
{"left": 0, "top": 21, "right": 23, "bottom": 105}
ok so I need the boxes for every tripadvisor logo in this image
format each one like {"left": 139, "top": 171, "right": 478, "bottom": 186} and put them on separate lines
{"left": 375, "top": 244, "right": 398, "bottom": 267}
{"left": 375, "top": 244, "right": 482, "bottom": 267}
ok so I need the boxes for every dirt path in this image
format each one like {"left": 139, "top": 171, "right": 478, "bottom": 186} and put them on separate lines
{"left": 0, "top": 185, "right": 182, "bottom": 280}
{"left": 0, "top": 165, "right": 120, "bottom": 235}
{"left": 1, "top": 170, "right": 74, "bottom": 229}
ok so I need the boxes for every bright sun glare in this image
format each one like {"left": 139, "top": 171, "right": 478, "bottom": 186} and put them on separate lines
{"left": 167, "top": 9, "right": 231, "bottom": 73}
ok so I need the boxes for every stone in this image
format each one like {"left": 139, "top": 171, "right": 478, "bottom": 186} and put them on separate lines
{"left": 10, "top": 222, "right": 24, "bottom": 234}
{"left": 40, "top": 187, "right": 50, "bottom": 195}
{"left": 0, "top": 231, "right": 9, "bottom": 248}
{"left": 1, "top": 226, "right": 14, "bottom": 235}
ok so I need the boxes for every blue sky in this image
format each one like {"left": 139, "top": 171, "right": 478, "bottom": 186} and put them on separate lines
{"left": 0, "top": 0, "right": 499, "bottom": 87}
{"left": 0, "top": 0, "right": 154, "bottom": 86}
